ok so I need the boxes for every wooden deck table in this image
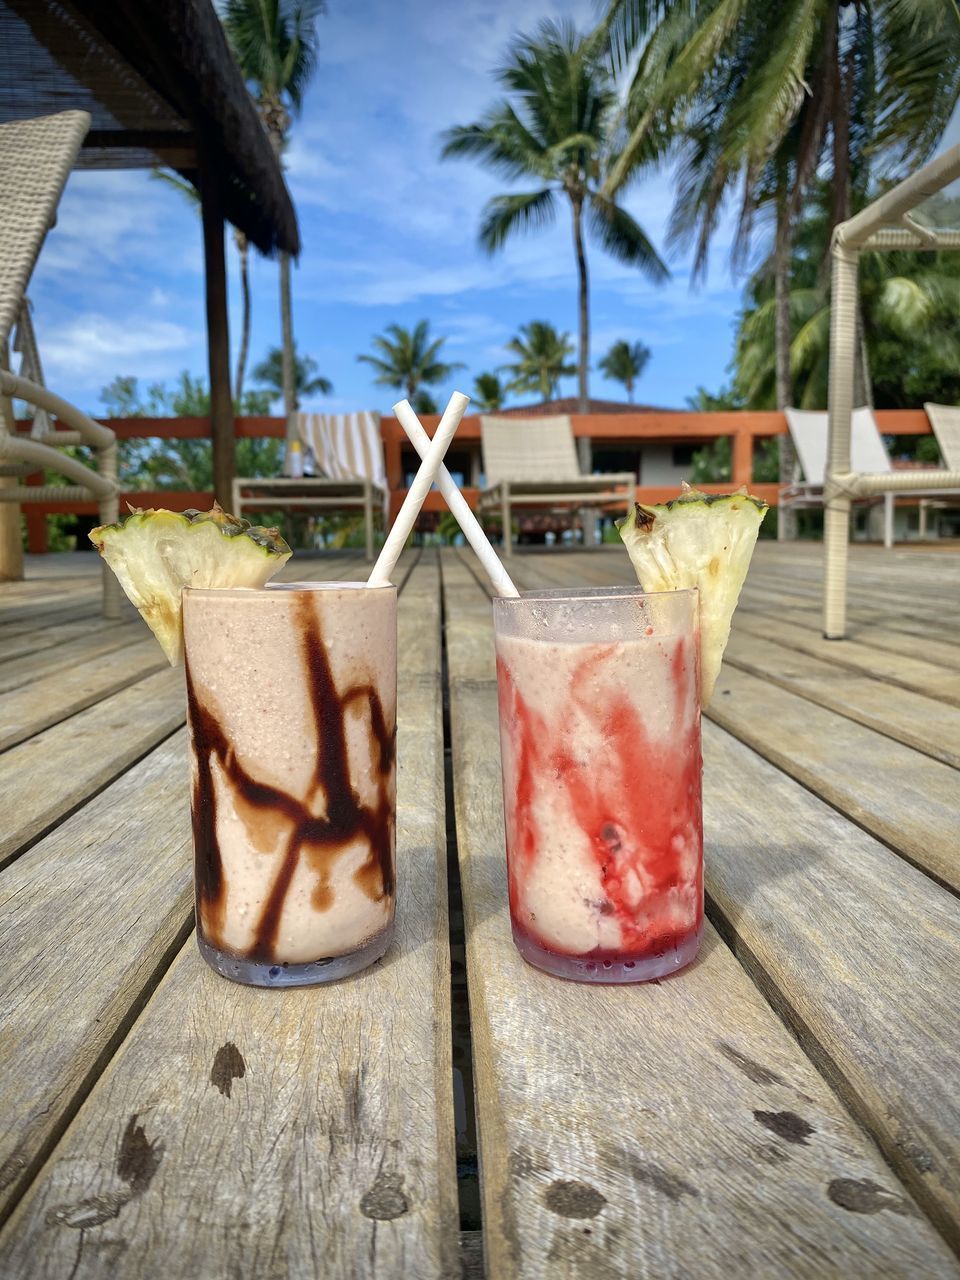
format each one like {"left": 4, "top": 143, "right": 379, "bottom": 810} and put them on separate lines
{"left": 0, "top": 542, "right": 958, "bottom": 1278}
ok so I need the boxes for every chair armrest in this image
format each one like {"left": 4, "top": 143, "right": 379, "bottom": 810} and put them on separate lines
{"left": 0, "top": 371, "right": 115, "bottom": 449}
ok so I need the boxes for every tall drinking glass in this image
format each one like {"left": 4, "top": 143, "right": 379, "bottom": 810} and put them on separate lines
{"left": 493, "top": 586, "right": 702, "bottom": 983}
{"left": 182, "top": 582, "right": 397, "bottom": 987}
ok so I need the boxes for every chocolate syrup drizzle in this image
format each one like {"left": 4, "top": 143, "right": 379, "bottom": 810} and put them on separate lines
{"left": 186, "top": 594, "right": 396, "bottom": 963}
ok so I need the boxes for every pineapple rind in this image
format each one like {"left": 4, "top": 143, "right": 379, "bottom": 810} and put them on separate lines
{"left": 617, "top": 489, "right": 767, "bottom": 707}
{"left": 89, "top": 506, "right": 292, "bottom": 665}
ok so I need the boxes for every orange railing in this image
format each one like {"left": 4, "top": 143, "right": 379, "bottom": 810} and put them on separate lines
{"left": 17, "top": 409, "right": 931, "bottom": 551}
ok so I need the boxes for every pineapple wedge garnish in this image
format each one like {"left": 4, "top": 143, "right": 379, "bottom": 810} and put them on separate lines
{"left": 90, "top": 503, "right": 291, "bottom": 664}
{"left": 617, "top": 483, "right": 767, "bottom": 707}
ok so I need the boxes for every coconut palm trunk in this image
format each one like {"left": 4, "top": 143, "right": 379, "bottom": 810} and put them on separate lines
{"left": 263, "top": 111, "right": 298, "bottom": 454}
{"left": 572, "top": 194, "right": 590, "bottom": 415}
{"left": 773, "top": 176, "right": 798, "bottom": 541}
{"left": 234, "top": 230, "right": 251, "bottom": 404}
{"left": 571, "top": 193, "right": 592, "bottom": 472}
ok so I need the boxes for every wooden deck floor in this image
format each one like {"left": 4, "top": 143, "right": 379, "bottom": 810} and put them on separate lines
{"left": 0, "top": 542, "right": 958, "bottom": 1277}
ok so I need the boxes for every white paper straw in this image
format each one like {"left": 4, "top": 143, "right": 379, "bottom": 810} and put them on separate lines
{"left": 367, "top": 391, "right": 469, "bottom": 587}
{"left": 393, "top": 399, "right": 519, "bottom": 598}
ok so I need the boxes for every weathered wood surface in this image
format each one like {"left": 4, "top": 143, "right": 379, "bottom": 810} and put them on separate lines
{"left": 721, "top": 629, "right": 960, "bottom": 768}
{"left": 707, "top": 665, "right": 960, "bottom": 893}
{"left": 0, "top": 638, "right": 170, "bottom": 752}
{"left": 440, "top": 550, "right": 959, "bottom": 1278}
{"left": 0, "top": 731, "right": 195, "bottom": 1223}
{"left": 0, "top": 551, "right": 460, "bottom": 1279}
{"left": 703, "top": 720, "right": 960, "bottom": 1252}
{"left": 0, "top": 667, "right": 184, "bottom": 870}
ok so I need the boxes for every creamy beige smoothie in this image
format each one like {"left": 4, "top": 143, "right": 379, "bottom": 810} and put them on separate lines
{"left": 493, "top": 587, "right": 702, "bottom": 983}
{"left": 182, "top": 582, "right": 397, "bottom": 986}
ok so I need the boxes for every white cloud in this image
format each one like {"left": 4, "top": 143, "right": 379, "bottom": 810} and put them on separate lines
{"left": 41, "top": 315, "right": 198, "bottom": 380}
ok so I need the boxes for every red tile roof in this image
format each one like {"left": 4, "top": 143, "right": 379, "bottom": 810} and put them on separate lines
{"left": 493, "top": 397, "right": 673, "bottom": 416}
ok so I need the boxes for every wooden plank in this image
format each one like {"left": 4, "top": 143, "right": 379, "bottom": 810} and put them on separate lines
{"left": 708, "top": 665, "right": 960, "bottom": 892}
{"left": 0, "top": 621, "right": 146, "bottom": 695}
{"left": 0, "top": 639, "right": 170, "bottom": 753}
{"left": 730, "top": 613, "right": 960, "bottom": 705}
{"left": 440, "top": 551, "right": 959, "bottom": 1278}
{"left": 722, "top": 630, "right": 960, "bottom": 769}
{"left": 0, "top": 667, "right": 184, "bottom": 870}
{"left": 0, "top": 613, "right": 121, "bottom": 666}
{"left": 703, "top": 720, "right": 960, "bottom": 1253}
{"left": 0, "top": 731, "right": 195, "bottom": 1223}
{"left": 0, "top": 553, "right": 459, "bottom": 1278}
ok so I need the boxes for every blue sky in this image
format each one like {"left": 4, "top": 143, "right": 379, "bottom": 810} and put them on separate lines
{"left": 29, "top": 0, "right": 960, "bottom": 418}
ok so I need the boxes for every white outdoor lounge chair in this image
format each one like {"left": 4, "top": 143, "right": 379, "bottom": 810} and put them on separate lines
{"left": 823, "top": 144, "right": 960, "bottom": 637}
{"left": 923, "top": 403, "right": 960, "bottom": 471}
{"left": 232, "top": 411, "right": 388, "bottom": 561}
{"left": 0, "top": 110, "right": 119, "bottom": 614}
{"left": 783, "top": 406, "right": 900, "bottom": 546}
{"left": 476, "top": 414, "right": 635, "bottom": 557}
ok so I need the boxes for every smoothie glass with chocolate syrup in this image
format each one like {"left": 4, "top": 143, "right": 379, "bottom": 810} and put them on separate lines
{"left": 182, "top": 581, "right": 397, "bottom": 987}
{"left": 493, "top": 586, "right": 702, "bottom": 984}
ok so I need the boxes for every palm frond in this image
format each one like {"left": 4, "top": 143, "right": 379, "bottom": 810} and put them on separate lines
{"left": 478, "top": 190, "right": 558, "bottom": 254}
{"left": 587, "top": 194, "right": 669, "bottom": 280}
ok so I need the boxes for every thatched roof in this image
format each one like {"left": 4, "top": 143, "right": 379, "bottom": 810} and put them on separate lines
{"left": 0, "top": 0, "right": 299, "bottom": 256}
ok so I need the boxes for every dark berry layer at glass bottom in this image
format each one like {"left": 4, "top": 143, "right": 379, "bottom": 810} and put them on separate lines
{"left": 197, "top": 919, "right": 394, "bottom": 988}
{"left": 511, "top": 918, "right": 703, "bottom": 984}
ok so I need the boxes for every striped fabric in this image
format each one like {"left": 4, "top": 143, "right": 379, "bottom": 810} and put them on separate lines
{"left": 297, "top": 411, "right": 386, "bottom": 489}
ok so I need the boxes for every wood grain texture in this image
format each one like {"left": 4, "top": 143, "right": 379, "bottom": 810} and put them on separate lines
{"left": 730, "top": 613, "right": 960, "bottom": 705}
{"left": 0, "top": 639, "right": 170, "bottom": 752}
{"left": 440, "top": 552, "right": 959, "bottom": 1279}
{"left": 0, "top": 620, "right": 146, "bottom": 695}
{"left": 0, "top": 666, "right": 184, "bottom": 869}
{"left": 0, "top": 553, "right": 460, "bottom": 1279}
{"left": 0, "top": 731, "right": 194, "bottom": 1223}
{"left": 722, "top": 629, "right": 960, "bottom": 769}
{"left": 707, "top": 665, "right": 960, "bottom": 892}
{"left": 702, "top": 719, "right": 960, "bottom": 1252}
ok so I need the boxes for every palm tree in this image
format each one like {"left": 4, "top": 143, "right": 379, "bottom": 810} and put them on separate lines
{"left": 602, "top": 0, "right": 960, "bottom": 411}
{"left": 441, "top": 19, "right": 668, "bottom": 415}
{"left": 503, "top": 321, "right": 576, "bottom": 401}
{"left": 222, "top": 0, "right": 326, "bottom": 451}
{"left": 473, "top": 372, "right": 507, "bottom": 412}
{"left": 151, "top": 170, "right": 253, "bottom": 405}
{"left": 413, "top": 389, "right": 438, "bottom": 415}
{"left": 598, "top": 339, "right": 650, "bottom": 402}
{"left": 251, "top": 345, "right": 333, "bottom": 403}
{"left": 357, "top": 321, "right": 464, "bottom": 402}
{"left": 733, "top": 185, "right": 960, "bottom": 412}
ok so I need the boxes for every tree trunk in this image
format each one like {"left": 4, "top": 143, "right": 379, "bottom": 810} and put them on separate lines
{"left": 774, "top": 176, "right": 797, "bottom": 541}
{"left": 627, "top": 377, "right": 634, "bottom": 404}
{"left": 265, "top": 120, "right": 297, "bottom": 458}
{"left": 572, "top": 196, "right": 590, "bottom": 415}
{"left": 234, "top": 231, "right": 251, "bottom": 406}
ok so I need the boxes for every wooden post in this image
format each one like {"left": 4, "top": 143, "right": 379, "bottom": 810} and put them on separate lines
{"left": 0, "top": 478, "right": 24, "bottom": 580}
{"left": 198, "top": 152, "right": 234, "bottom": 510}
{"left": 732, "top": 431, "right": 753, "bottom": 488}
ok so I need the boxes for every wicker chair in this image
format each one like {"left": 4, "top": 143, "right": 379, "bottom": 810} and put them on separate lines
{"left": 0, "top": 110, "right": 119, "bottom": 615}
{"left": 476, "top": 415, "right": 635, "bottom": 556}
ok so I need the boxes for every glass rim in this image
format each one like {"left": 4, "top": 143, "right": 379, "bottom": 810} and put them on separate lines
{"left": 183, "top": 580, "right": 397, "bottom": 598}
{"left": 493, "top": 585, "right": 698, "bottom": 605}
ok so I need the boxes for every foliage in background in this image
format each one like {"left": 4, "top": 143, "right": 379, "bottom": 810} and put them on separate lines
{"left": 250, "top": 345, "right": 333, "bottom": 403}
{"left": 502, "top": 321, "right": 576, "bottom": 400}
{"left": 98, "top": 372, "right": 282, "bottom": 491}
{"left": 442, "top": 18, "right": 667, "bottom": 413}
{"left": 222, "top": 0, "right": 327, "bottom": 444}
{"left": 730, "top": 187, "right": 960, "bottom": 415}
{"left": 357, "top": 320, "right": 464, "bottom": 401}
{"left": 597, "top": 339, "right": 650, "bottom": 401}
{"left": 472, "top": 372, "right": 507, "bottom": 412}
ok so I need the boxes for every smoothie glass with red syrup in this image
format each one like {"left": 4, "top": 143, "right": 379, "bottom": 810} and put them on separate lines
{"left": 182, "top": 581, "right": 397, "bottom": 987}
{"left": 493, "top": 586, "right": 702, "bottom": 983}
